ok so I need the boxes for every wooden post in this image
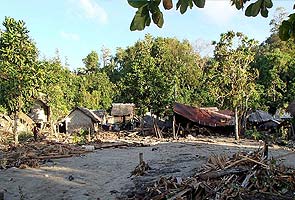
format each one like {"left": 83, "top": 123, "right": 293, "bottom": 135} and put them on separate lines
{"left": 235, "top": 107, "right": 239, "bottom": 140}
{"left": 173, "top": 114, "right": 176, "bottom": 139}
{"left": 88, "top": 128, "right": 91, "bottom": 142}
{"left": 140, "top": 116, "right": 144, "bottom": 136}
{"left": 139, "top": 153, "right": 143, "bottom": 164}
{"left": 13, "top": 111, "right": 19, "bottom": 145}
{"left": 263, "top": 140, "right": 268, "bottom": 159}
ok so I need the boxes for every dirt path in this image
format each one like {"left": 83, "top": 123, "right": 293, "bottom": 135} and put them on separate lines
{"left": 0, "top": 138, "right": 294, "bottom": 200}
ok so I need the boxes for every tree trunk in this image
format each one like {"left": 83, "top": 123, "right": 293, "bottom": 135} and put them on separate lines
{"left": 13, "top": 111, "right": 19, "bottom": 145}
{"left": 235, "top": 107, "right": 239, "bottom": 140}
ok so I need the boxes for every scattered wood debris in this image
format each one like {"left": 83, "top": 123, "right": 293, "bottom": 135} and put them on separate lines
{"left": 0, "top": 141, "right": 86, "bottom": 169}
{"left": 127, "top": 146, "right": 295, "bottom": 200}
{"left": 0, "top": 133, "right": 150, "bottom": 169}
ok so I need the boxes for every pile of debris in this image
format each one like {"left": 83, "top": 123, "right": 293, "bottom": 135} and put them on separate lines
{"left": 131, "top": 153, "right": 151, "bottom": 177}
{"left": 128, "top": 147, "right": 295, "bottom": 200}
{"left": 0, "top": 141, "right": 86, "bottom": 169}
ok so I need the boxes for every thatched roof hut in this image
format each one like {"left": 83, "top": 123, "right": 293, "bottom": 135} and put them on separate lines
{"left": 111, "top": 103, "right": 135, "bottom": 116}
{"left": 111, "top": 103, "right": 135, "bottom": 123}
{"left": 62, "top": 107, "right": 102, "bottom": 134}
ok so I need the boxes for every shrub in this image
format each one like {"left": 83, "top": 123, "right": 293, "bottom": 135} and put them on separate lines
{"left": 244, "top": 128, "right": 263, "bottom": 140}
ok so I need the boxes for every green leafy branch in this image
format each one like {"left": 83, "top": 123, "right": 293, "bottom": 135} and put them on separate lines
{"left": 128, "top": 0, "right": 295, "bottom": 41}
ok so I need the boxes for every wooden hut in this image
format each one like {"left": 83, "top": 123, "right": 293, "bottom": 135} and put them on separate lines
{"left": 92, "top": 109, "right": 107, "bottom": 124}
{"left": 111, "top": 103, "right": 135, "bottom": 124}
{"left": 0, "top": 114, "right": 12, "bottom": 132}
{"left": 61, "top": 107, "right": 101, "bottom": 134}
{"left": 28, "top": 99, "right": 51, "bottom": 128}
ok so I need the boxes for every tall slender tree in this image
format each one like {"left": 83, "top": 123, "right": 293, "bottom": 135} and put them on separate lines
{"left": 0, "top": 17, "right": 40, "bottom": 144}
{"left": 212, "top": 31, "right": 260, "bottom": 139}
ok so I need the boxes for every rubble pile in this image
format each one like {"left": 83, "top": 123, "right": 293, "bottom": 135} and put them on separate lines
{"left": 129, "top": 147, "right": 295, "bottom": 200}
{"left": 0, "top": 141, "right": 86, "bottom": 169}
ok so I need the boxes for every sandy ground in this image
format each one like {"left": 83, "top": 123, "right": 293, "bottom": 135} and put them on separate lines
{"left": 0, "top": 137, "right": 295, "bottom": 200}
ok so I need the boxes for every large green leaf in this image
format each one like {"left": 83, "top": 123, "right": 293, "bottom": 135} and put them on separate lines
{"left": 153, "top": 0, "right": 161, "bottom": 6}
{"left": 245, "top": 0, "right": 262, "bottom": 17}
{"left": 260, "top": 7, "right": 268, "bottom": 17}
{"left": 130, "top": 6, "right": 150, "bottom": 31}
{"left": 245, "top": 4, "right": 254, "bottom": 16}
{"left": 176, "top": 0, "right": 189, "bottom": 14}
{"left": 264, "top": 0, "right": 273, "bottom": 8}
{"left": 193, "top": 0, "right": 205, "bottom": 8}
{"left": 149, "top": 2, "right": 164, "bottom": 27}
{"left": 128, "top": 0, "right": 148, "bottom": 8}
{"left": 152, "top": 11, "right": 164, "bottom": 27}
{"left": 252, "top": 0, "right": 262, "bottom": 16}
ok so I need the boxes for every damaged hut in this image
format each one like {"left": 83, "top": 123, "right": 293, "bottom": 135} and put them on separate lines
{"left": 28, "top": 99, "right": 51, "bottom": 129}
{"left": 0, "top": 114, "right": 12, "bottom": 133}
{"left": 247, "top": 110, "right": 280, "bottom": 131}
{"left": 111, "top": 103, "right": 135, "bottom": 124}
{"left": 59, "top": 107, "right": 101, "bottom": 134}
{"left": 173, "top": 103, "right": 234, "bottom": 135}
{"left": 92, "top": 109, "right": 107, "bottom": 124}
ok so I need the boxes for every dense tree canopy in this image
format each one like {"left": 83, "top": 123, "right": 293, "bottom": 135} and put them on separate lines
{"left": 113, "top": 34, "right": 204, "bottom": 116}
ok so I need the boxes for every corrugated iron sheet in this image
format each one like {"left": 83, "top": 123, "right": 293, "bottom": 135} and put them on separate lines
{"left": 173, "top": 103, "right": 234, "bottom": 127}
{"left": 248, "top": 110, "right": 273, "bottom": 123}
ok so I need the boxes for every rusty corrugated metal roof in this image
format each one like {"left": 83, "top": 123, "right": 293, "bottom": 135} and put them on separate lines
{"left": 173, "top": 103, "right": 234, "bottom": 127}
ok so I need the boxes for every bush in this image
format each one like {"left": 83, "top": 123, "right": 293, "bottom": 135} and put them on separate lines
{"left": 18, "top": 131, "right": 33, "bottom": 142}
{"left": 71, "top": 129, "right": 89, "bottom": 144}
{"left": 244, "top": 128, "right": 263, "bottom": 140}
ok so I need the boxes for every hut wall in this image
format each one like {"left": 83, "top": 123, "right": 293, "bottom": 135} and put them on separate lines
{"left": 29, "top": 102, "right": 47, "bottom": 123}
{"left": 66, "top": 109, "right": 94, "bottom": 133}
{"left": 113, "top": 115, "right": 133, "bottom": 123}
{"left": 0, "top": 115, "right": 12, "bottom": 132}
